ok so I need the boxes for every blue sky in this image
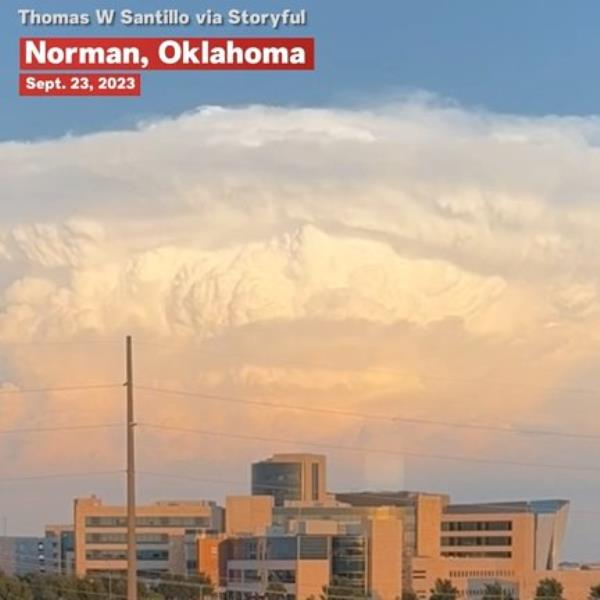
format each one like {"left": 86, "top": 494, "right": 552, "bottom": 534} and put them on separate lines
{"left": 4, "top": 0, "right": 600, "bottom": 140}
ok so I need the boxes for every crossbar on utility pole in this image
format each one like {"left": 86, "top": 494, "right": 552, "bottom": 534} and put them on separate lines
{"left": 126, "top": 335, "right": 138, "bottom": 600}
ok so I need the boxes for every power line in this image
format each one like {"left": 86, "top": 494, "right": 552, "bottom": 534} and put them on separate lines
{"left": 136, "top": 471, "right": 598, "bottom": 516}
{"left": 0, "top": 423, "right": 123, "bottom": 436}
{"left": 139, "top": 422, "right": 600, "bottom": 475}
{"left": 137, "top": 385, "right": 600, "bottom": 441}
{"left": 0, "top": 383, "right": 123, "bottom": 396}
{"left": 131, "top": 339, "right": 600, "bottom": 396}
{"left": 0, "top": 470, "right": 123, "bottom": 483}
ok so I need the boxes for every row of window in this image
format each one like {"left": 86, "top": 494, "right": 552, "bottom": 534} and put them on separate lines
{"left": 86, "top": 533, "right": 170, "bottom": 544}
{"left": 442, "top": 536, "right": 512, "bottom": 547}
{"left": 449, "top": 569, "right": 516, "bottom": 578}
{"left": 86, "top": 549, "right": 169, "bottom": 561}
{"left": 442, "top": 551, "right": 512, "bottom": 559}
{"left": 227, "top": 569, "right": 296, "bottom": 584}
{"left": 226, "top": 593, "right": 295, "bottom": 600}
{"left": 227, "top": 535, "right": 354, "bottom": 562}
{"left": 85, "top": 516, "right": 211, "bottom": 528}
{"left": 442, "top": 521, "right": 512, "bottom": 532}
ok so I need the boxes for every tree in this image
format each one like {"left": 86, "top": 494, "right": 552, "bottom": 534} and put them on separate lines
{"left": 535, "top": 578, "right": 564, "bottom": 600}
{"left": 402, "top": 592, "right": 418, "bottom": 600}
{"left": 483, "top": 582, "right": 515, "bottom": 600}
{"left": 321, "top": 577, "right": 368, "bottom": 600}
{"left": 266, "top": 581, "right": 287, "bottom": 600}
{"left": 429, "top": 579, "right": 458, "bottom": 600}
{"left": 589, "top": 583, "right": 600, "bottom": 599}
{"left": 154, "top": 573, "right": 213, "bottom": 600}
{"left": 0, "top": 573, "right": 33, "bottom": 600}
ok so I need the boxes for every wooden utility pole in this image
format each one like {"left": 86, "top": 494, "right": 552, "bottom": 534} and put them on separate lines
{"left": 126, "top": 335, "right": 137, "bottom": 600}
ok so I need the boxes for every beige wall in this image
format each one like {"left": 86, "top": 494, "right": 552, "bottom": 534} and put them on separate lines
{"left": 413, "top": 556, "right": 600, "bottom": 599}
{"left": 416, "top": 495, "right": 443, "bottom": 558}
{"left": 296, "top": 559, "right": 330, "bottom": 599}
{"left": 226, "top": 495, "right": 273, "bottom": 536}
{"left": 369, "top": 515, "right": 403, "bottom": 600}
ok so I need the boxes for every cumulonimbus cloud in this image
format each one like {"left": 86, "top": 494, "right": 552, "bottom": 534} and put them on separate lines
{"left": 1, "top": 100, "right": 600, "bottom": 557}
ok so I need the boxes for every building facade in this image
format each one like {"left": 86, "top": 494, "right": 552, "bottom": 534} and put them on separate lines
{"left": 0, "top": 536, "right": 53, "bottom": 576}
{"left": 73, "top": 496, "right": 224, "bottom": 579}
{"left": 44, "top": 524, "right": 75, "bottom": 574}
{"left": 33, "top": 454, "right": 599, "bottom": 600}
{"left": 221, "top": 510, "right": 403, "bottom": 600}
{"left": 410, "top": 500, "right": 593, "bottom": 599}
{"left": 251, "top": 454, "right": 327, "bottom": 507}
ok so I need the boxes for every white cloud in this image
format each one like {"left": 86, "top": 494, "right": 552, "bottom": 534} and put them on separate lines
{"left": 1, "top": 101, "right": 600, "bottom": 557}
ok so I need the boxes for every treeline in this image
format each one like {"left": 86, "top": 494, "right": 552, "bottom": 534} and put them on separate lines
{"left": 0, "top": 572, "right": 212, "bottom": 600}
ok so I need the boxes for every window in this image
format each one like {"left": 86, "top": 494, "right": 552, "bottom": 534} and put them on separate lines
{"left": 441, "top": 551, "right": 512, "bottom": 559}
{"left": 228, "top": 569, "right": 242, "bottom": 583}
{"left": 299, "top": 536, "right": 328, "bottom": 559}
{"left": 85, "top": 516, "right": 210, "bottom": 528}
{"left": 312, "top": 463, "right": 320, "bottom": 500}
{"left": 268, "top": 569, "right": 296, "bottom": 584}
{"left": 266, "top": 537, "right": 297, "bottom": 561}
{"left": 442, "top": 521, "right": 512, "bottom": 532}
{"left": 244, "top": 569, "right": 261, "bottom": 583}
{"left": 441, "top": 536, "right": 511, "bottom": 547}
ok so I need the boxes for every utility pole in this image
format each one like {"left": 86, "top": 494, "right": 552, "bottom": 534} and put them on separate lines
{"left": 126, "top": 335, "right": 138, "bottom": 600}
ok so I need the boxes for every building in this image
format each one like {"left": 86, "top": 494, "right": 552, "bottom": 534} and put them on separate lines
{"left": 251, "top": 454, "right": 327, "bottom": 507}
{"left": 73, "top": 495, "right": 224, "bottom": 579}
{"left": 221, "top": 508, "right": 403, "bottom": 600}
{"left": 333, "top": 491, "right": 448, "bottom": 589}
{"left": 0, "top": 535, "right": 52, "bottom": 576}
{"left": 44, "top": 524, "right": 75, "bottom": 574}
{"left": 410, "top": 499, "right": 596, "bottom": 599}
{"left": 226, "top": 495, "right": 274, "bottom": 537}
{"left": 34, "top": 453, "right": 599, "bottom": 600}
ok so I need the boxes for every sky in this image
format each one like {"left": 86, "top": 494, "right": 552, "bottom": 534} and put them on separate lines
{"left": 2, "top": 0, "right": 600, "bottom": 563}
{"left": 5, "top": 0, "right": 600, "bottom": 139}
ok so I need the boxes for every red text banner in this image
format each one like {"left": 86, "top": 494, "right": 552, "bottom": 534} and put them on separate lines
{"left": 20, "top": 37, "right": 315, "bottom": 71}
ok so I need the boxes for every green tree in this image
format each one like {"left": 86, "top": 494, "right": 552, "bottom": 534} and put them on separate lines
{"left": 483, "top": 582, "right": 515, "bottom": 600}
{"left": 589, "top": 583, "right": 600, "bottom": 599}
{"left": 0, "top": 573, "right": 33, "bottom": 600}
{"left": 154, "top": 573, "right": 213, "bottom": 600}
{"left": 535, "top": 578, "right": 565, "bottom": 600}
{"left": 321, "top": 577, "right": 368, "bottom": 600}
{"left": 266, "top": 581, "right": 287, "bottom": 600}
{"left": 429, "top": 579, "right": 458, "bottom": 600}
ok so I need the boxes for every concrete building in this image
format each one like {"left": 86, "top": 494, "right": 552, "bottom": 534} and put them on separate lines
{"left": 251, "top": 454, "right": 327, "bottom": 507}
{"left": 73, "top": 496, "right": 224, "bottom": 579}
{"left": 221, "top": 509, "right": 404, "bottom": 600}
{"left": 410, "top": 499, "right": 596, "bottom": 599}
{"left": 0, "top": 535, "right": 52, "bottom": 576}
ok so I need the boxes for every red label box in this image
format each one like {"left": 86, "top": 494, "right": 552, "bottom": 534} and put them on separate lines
{"left": 20, "top": 37, "right": 315, "bottom": 70}
{"left": 19, "top": 73, "right": 141, "bottom": 96}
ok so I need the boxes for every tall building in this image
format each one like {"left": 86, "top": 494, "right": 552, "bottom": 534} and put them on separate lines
{"left": 73, "top": 496, "right": 224, "bottom": 579}
{"left": 251, "top": 454, "right": 327, "bottom": 507}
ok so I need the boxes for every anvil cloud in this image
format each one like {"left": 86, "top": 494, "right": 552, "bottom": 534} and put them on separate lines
{"left": 1, "top": 100, "right": 600, "bottom": 558}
